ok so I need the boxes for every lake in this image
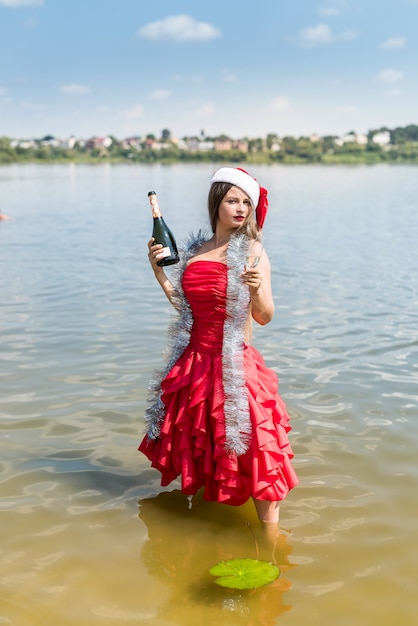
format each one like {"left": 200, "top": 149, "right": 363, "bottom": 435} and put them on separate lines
{"left": 1, "top": 162, "right": 417, "bottom": 625}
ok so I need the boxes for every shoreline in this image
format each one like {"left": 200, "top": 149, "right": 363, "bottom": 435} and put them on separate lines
{"left": 2, "top": 156, "right": 418, "bottom": 166}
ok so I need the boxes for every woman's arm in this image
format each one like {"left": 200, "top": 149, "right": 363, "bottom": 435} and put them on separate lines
{"left": 241, "top": 243, "right": 275, "bottom": 325}
{"left": 148, "top": 238, "right": 177, "bottom": 305}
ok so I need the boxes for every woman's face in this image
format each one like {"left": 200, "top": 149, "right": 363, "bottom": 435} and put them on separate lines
{"left": 217, "top": 186, "right": 252, "bottom": 231}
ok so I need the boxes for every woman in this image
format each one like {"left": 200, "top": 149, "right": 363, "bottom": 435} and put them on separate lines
{"left": 139, "top": 167, "right": 298, "bottom": 525}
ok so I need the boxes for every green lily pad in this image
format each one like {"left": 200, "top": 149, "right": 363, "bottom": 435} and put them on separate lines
{"left": 209, "top": 558, "right": 280, "bottom": 589}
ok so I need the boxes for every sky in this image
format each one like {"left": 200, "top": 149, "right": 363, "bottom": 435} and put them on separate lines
{"left": 1, "top": 0, "right": 418, "bottom": 140}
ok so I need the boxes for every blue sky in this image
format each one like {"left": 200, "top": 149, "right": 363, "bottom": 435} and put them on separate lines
{"left": 1, "top": 0, "right": 418, "bottom": 140}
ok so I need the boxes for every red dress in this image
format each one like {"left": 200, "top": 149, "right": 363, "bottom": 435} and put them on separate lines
{"left": 139, "top": 260, "right": 298, "bottom": 506}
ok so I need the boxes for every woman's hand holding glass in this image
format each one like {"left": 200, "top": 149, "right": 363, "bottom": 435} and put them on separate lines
{"left": 242, "top": 242, "right": 264, "bottom": 294}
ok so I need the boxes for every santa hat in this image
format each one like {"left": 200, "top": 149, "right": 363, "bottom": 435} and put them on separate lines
{"left": 210, "top": 167, "right": 269, "bottom": 228}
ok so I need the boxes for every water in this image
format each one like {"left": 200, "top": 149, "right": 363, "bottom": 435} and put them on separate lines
{"left": 1, "top": 163, "right": 417, "bottom": 625}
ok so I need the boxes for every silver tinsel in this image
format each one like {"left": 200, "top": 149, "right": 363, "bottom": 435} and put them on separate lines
{"left": 222, "top": 233, "right": 251, "bottom": 455}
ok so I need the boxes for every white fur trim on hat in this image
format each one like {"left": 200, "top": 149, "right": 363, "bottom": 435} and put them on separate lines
{"left": 211, "top": 167, "right": 260, "bottom": 209}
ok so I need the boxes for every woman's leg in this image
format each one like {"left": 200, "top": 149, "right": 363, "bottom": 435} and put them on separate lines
{"left": 252, "top": 498, "right": 280, "bottom": 524}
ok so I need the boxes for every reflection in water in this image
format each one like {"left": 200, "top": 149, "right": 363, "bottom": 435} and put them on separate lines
{"left": 138, "top": 490, "right": 296, "bottom": 625}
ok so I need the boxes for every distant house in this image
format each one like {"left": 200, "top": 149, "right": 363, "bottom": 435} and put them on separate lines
{"left": 10, "top": 139, "right": 36, "bottom": 149}
{"left": 60, "top": 136, "right": 77, "bottom": 149}
{"left": 185, "top": 138, "right": 200, "bottom": 151}
{"left": 198, "top": 141, "right": 215, "bottom": 152}
{"left": 86, "top": 136, "right": 113, "bottom": 150}
{"left": 212, "top": 137, "right": 248, "bottom": 152}
{"left": 355, "top": 134, "right": 368, "bottom": 145}
{"left": 121, "top": 137, "right": 142, "bottom": 151}
{"left": 41, "top": 136, "right": 60, "bottom": 148}
{"left": 372, "top": 131, "right": 391, "bottom": 146}
{"left": 335, "top": 133, "right": 368, "bottom": 147}
{"left": 214, "top": 137, "right": 233, "bottom": 151}
{"left": 233, "top": 140, "right": 248, "bottom": 153}
{"left": 150, "top": 142, "right": 172, "bottom": 151}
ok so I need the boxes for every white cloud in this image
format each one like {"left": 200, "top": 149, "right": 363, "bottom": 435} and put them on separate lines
{"left": 60, "top": 84, "right": 91, "bottom": 95}
{"left": 195, "top": 102, "right": 215, "bottom": 118}
{"left": 149, "top": 89, "right": 170, "bottom": 100}
{"left": 374, "top": 69, "right": 404, "bottom": 83}
{"left": 0, "top": 0, "right": 43, "bottom": 6}
{"left": 138, "top": 14, "right": 221, "bottom": 42}
{"left": 125, "top": 104, "right": 144, "bottom": 120}
{"left": 380, "top": 37, "right": 406, "bottom": 50}
{"left": 0, "top": 87, "right": 7, "bottom": 96}
{"left": 269, "top": 96, "right": 290, "bottom": 113}
{"left": 299, "top": 23, "right": 334, "bottom": 45}
{"left": 298, "top": 23, "right": 357, "bottom": 46}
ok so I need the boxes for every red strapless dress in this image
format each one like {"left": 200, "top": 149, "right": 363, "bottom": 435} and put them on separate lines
{"left": 139, "top": 261, "right": 298, "bottom": 506}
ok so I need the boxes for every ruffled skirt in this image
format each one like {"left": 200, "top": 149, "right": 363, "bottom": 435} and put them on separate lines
{"left": 139, "top": 344, "right": 298, "bottom": 506}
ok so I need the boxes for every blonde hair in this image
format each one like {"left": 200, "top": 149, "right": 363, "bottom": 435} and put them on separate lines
{"left": 207, "top": 182, "right": 261, "bottom": 241}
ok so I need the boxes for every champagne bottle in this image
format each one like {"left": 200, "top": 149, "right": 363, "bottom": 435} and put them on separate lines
{"left": 148, "top": 191, "right": 179, "bottom": 266}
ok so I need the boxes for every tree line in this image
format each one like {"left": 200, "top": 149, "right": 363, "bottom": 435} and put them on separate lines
{"left": 1, "top": 124, "right": 418, "bottom": 165}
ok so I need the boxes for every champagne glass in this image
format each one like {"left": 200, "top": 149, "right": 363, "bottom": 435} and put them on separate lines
{"left": 245, "top": 254, "right": 260, "bottom": 270}
{"left": 245, "top": 243, "right": 263, "bottom": 270}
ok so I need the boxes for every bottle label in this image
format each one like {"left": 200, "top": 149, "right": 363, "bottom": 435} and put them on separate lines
{"left": 159, "top": 246, "right": 171, "bottom": 259}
